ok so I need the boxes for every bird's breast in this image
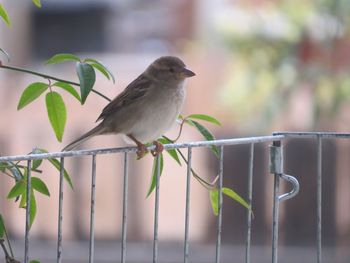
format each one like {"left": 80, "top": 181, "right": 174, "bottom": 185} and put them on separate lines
{"left": 128, "top": 83, "right": 185, "bottom": 143}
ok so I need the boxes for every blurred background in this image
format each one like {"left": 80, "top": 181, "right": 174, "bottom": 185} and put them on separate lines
{"left": 1, "top": 0, "right": 350, "bottom": 262}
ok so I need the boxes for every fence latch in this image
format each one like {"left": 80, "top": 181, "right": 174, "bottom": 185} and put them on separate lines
{"left": 269, "top": 143, "right": 300, "bottom": 202}
{"left": 269, "top": 144, "right": 283, "bottom": 174}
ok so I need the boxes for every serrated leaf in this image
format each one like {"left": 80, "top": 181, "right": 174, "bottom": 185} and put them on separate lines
{"left": 53, "top": 81, "right": 81, "bottom": 102}
{"left": 189, "top": 120, "right": 219, "bottom": 158}
{"left": 17, "top": 82, "right": 49, "bottom": 110}
{"left": 0, "top": 47, "right": 10, "bottom": 62}
{"left": 33, "top": 148, "right": 74, "bottom": 189}
{"left": 187, "top": 114, "right": 222, "bottom": 126}
{"left": 76, "top": 62, "right": 96, "bottom": 104}
{"left": 45, "top": 53, "right": 80, "bottom": 65}
{"left": 159, "top": 137, "right": 181, "bottom": 165}
{"left": 32, "top": 0, "right": 42, "bottom": 8}
{"left": 0, "top": 4, "right": 10, "bottom": 27}
{"left": 46, "top": 91, "right": 67, "bottom": 142}
{"left": 85, "top": 58, "right": 115, "bottom": 83}
{"left": 210, "top": 189, "right": 219, "bottom": 216}
{"left": 222, "top": 187, "right": 251, "bottom": 211}
{"left": 32, "top": 177, "right": 50, "bottom": 196}
{"left": 7, "top": 180, "right": 26, "bottom": 199}
{"left": 0, "top": 214, "right": 5, "bottom": 238}
{"left": 146, "top": 154, "right": 164, "bottom": 197}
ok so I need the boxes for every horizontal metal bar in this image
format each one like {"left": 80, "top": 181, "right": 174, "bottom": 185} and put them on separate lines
{"left": 273, "top": 131, "right": 350, "bottom": 139}
{"left": 0, "top": 135, "right": 284, "bottom": 162}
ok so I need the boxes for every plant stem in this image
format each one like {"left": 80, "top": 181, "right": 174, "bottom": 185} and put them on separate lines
{"left": 175, "top": 148, "right": 215, "bottom": 190}
{"left": 0, "top": 64, "right": 112, "bottom": 102}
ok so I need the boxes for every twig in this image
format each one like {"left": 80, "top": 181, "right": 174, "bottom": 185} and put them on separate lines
{"left": 162, "top": 135, "right": 216, "bottom": 190}
{"left": 0, "top": 64, "right": 112, "bottom": 102}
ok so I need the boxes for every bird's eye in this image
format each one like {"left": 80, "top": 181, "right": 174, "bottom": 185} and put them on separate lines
{"left": 169, "top": 68, "right": 175, "bottom": 73}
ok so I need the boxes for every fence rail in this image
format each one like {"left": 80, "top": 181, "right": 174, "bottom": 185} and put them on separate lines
{"left": 0, "top": 132, "right": 349, "bottom": 263}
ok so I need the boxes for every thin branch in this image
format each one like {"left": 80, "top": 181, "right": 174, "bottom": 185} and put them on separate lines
{"left": 162, "top": 135, "right": 215, "bottom": 190}
{"left": 0, "top": 64, "right": 112, "bottom": 102}
{"left": 1, "top": 171, "right": 15, "bottom": 179}
{"left": 166, "top": 117, "right": 188, "bottom": 143}
{"left": 0, "top": 239, "right": 10, "bottom": 259}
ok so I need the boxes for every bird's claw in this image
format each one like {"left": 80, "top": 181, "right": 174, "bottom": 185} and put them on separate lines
{"left": 136, "top": 143, "right": 148, "bottom": 159}
{"left": 151, "top": 141, "right": 164, "bottom": 157}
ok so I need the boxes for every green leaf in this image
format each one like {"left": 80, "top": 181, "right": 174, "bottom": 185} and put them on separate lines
{"left": 85, "top": 58, "right": 115, "bottom": 83}
{"left": 19, "top": 189, "right": 37, "bottom": 227}
{"left": 0, "top": 4, "right": 10, "bottom": 27}
{"left": 210, "top": 189, "right": 219, "bottom": 216}
{"left": 187, "top": 114, "right": 222, "bottom": 126}
{"left": 17, "top": 82, "right": 49, "bottom": 110}
{"left": 30, "top": 149, "right": 43, "bottom": 170}
{"left": 0, "top": 214, "right": 5, "bottom": 238}
{"left": 76, "top": 62, "right": 96, "bottom": 104}
{"left": 188, "top": 120, "right": 219, "bottom": 158}
{"left": 32, "top": 159, "right": 42, "bottom": 170}
{"left": 146, "top": 154, "right": 164, "bottom": 197}
{"left": 8, "top": 163, "right": 23, "bottom": 181}
{"left": 33, "top": 148, "right": 74, "bottom": 189}
{"left": 0, "top": 161, "right": 8, "bottom": 172}
{"left": 32, "top": 0, "right": 42, "bottom": 8}
{"left": 222, "top": 187, "right": 251, "bottom": 211}
{"left": 53, "top": 81, "right": 81, "bottom": 102}
{"left": 46, "top": 91, "right": 67, "bottom": 142}
{"left": 210, "top": 187, "right": 252, "bottom": 217}
{"left": 29, "top": 190, "right": 37, "bottom": 227}
{"left": 159, "top": 137, "right": 181, "bottom": 165}
{"left": 32, "top": 177, "right": 50, "bottom": 196}
{"left": 45, "top": 53, "right": 80, "bottom": 65}
{"left": 0, "top": 47, "right": 10, "bottom": 62}
{"left": 7, "top": 180, "right": 26, "bottom": 199}
{"left": 49, "top": 158, "right": 73, "bottom": 189}
{"left": 19, "top": 191, "right": 26, "bottom": 208}
{"left": 30, "top": 260, "right": 41, "bottom": 263}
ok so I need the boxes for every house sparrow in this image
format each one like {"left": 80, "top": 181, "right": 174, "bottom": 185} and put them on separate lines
{"left": 63, "top": 56, "right": 195, "bottom": 158}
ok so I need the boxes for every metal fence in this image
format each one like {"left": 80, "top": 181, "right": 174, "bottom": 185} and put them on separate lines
{"left": 0, "top": 131, "right": 349, "bottom": 263}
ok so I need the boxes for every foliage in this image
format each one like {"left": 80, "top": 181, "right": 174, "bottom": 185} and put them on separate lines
{"left": 215, "top": 1, "right": 350, "bottom": 131}
{"left": 0, "top": 2, "right": 251, "bottom": 262}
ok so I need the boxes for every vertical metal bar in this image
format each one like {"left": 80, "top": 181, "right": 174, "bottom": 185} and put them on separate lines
{"left": 317, "top": 137, "right": 322, "bottom": 263}
{"left": 271, "top": 141, "right": 281, "bottom": 263}
{"left": 184, "top": 147, "right": 192, "bottom": 263}
{"left": 121, "top": 153, "right": 129, "bottom": 263}
{"left": 57, "top": 157, "right": 65, "bottom": 263}
{"left": 89, "top": 154, "right": 97, "bottom": 263}
{"left": 245, "top": 143, "right": 255, "bottom": 263}
{"left": 24, "top": 160, "right": 32, "bottom": 263}
{"left": 153, "top": 155, "right": 161, "bottom": 263}
{"left": 215, "top": 146, "right": 224, "bottom": 263}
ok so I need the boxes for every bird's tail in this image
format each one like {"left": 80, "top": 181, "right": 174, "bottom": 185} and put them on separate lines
{"left": 62, "top": 124, "right": 106, "bottom": 151}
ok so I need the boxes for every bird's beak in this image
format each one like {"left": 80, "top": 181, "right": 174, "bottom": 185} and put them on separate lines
{"left": 180, "top": 68, "right": 196, "bottom": 78}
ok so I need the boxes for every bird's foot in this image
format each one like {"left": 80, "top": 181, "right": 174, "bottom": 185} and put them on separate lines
{"left": 136, "top": 143, "right": 148, "bottom": 159}
{"left": 151, "top": 141, "right": 164, "bottom": 157}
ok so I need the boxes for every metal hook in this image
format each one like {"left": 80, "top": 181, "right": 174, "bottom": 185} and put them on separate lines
{"left": 269, "top": 144, "right": 300, "bottom": 202}
{"left": 279, "top": 173, "right": 300, "bottom": 202}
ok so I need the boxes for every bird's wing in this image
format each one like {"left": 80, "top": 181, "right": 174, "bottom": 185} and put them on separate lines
{"left": 96, "top": 74, "right": 152, "bottom": 122}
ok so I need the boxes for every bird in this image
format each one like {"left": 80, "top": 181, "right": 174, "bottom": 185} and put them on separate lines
{"left": 62, "top": 56, "right": 195, "bottom": 158}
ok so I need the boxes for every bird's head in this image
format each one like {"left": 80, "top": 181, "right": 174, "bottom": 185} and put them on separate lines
{"left": 146, "top": 56, "right": 195, "bottom": 83}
